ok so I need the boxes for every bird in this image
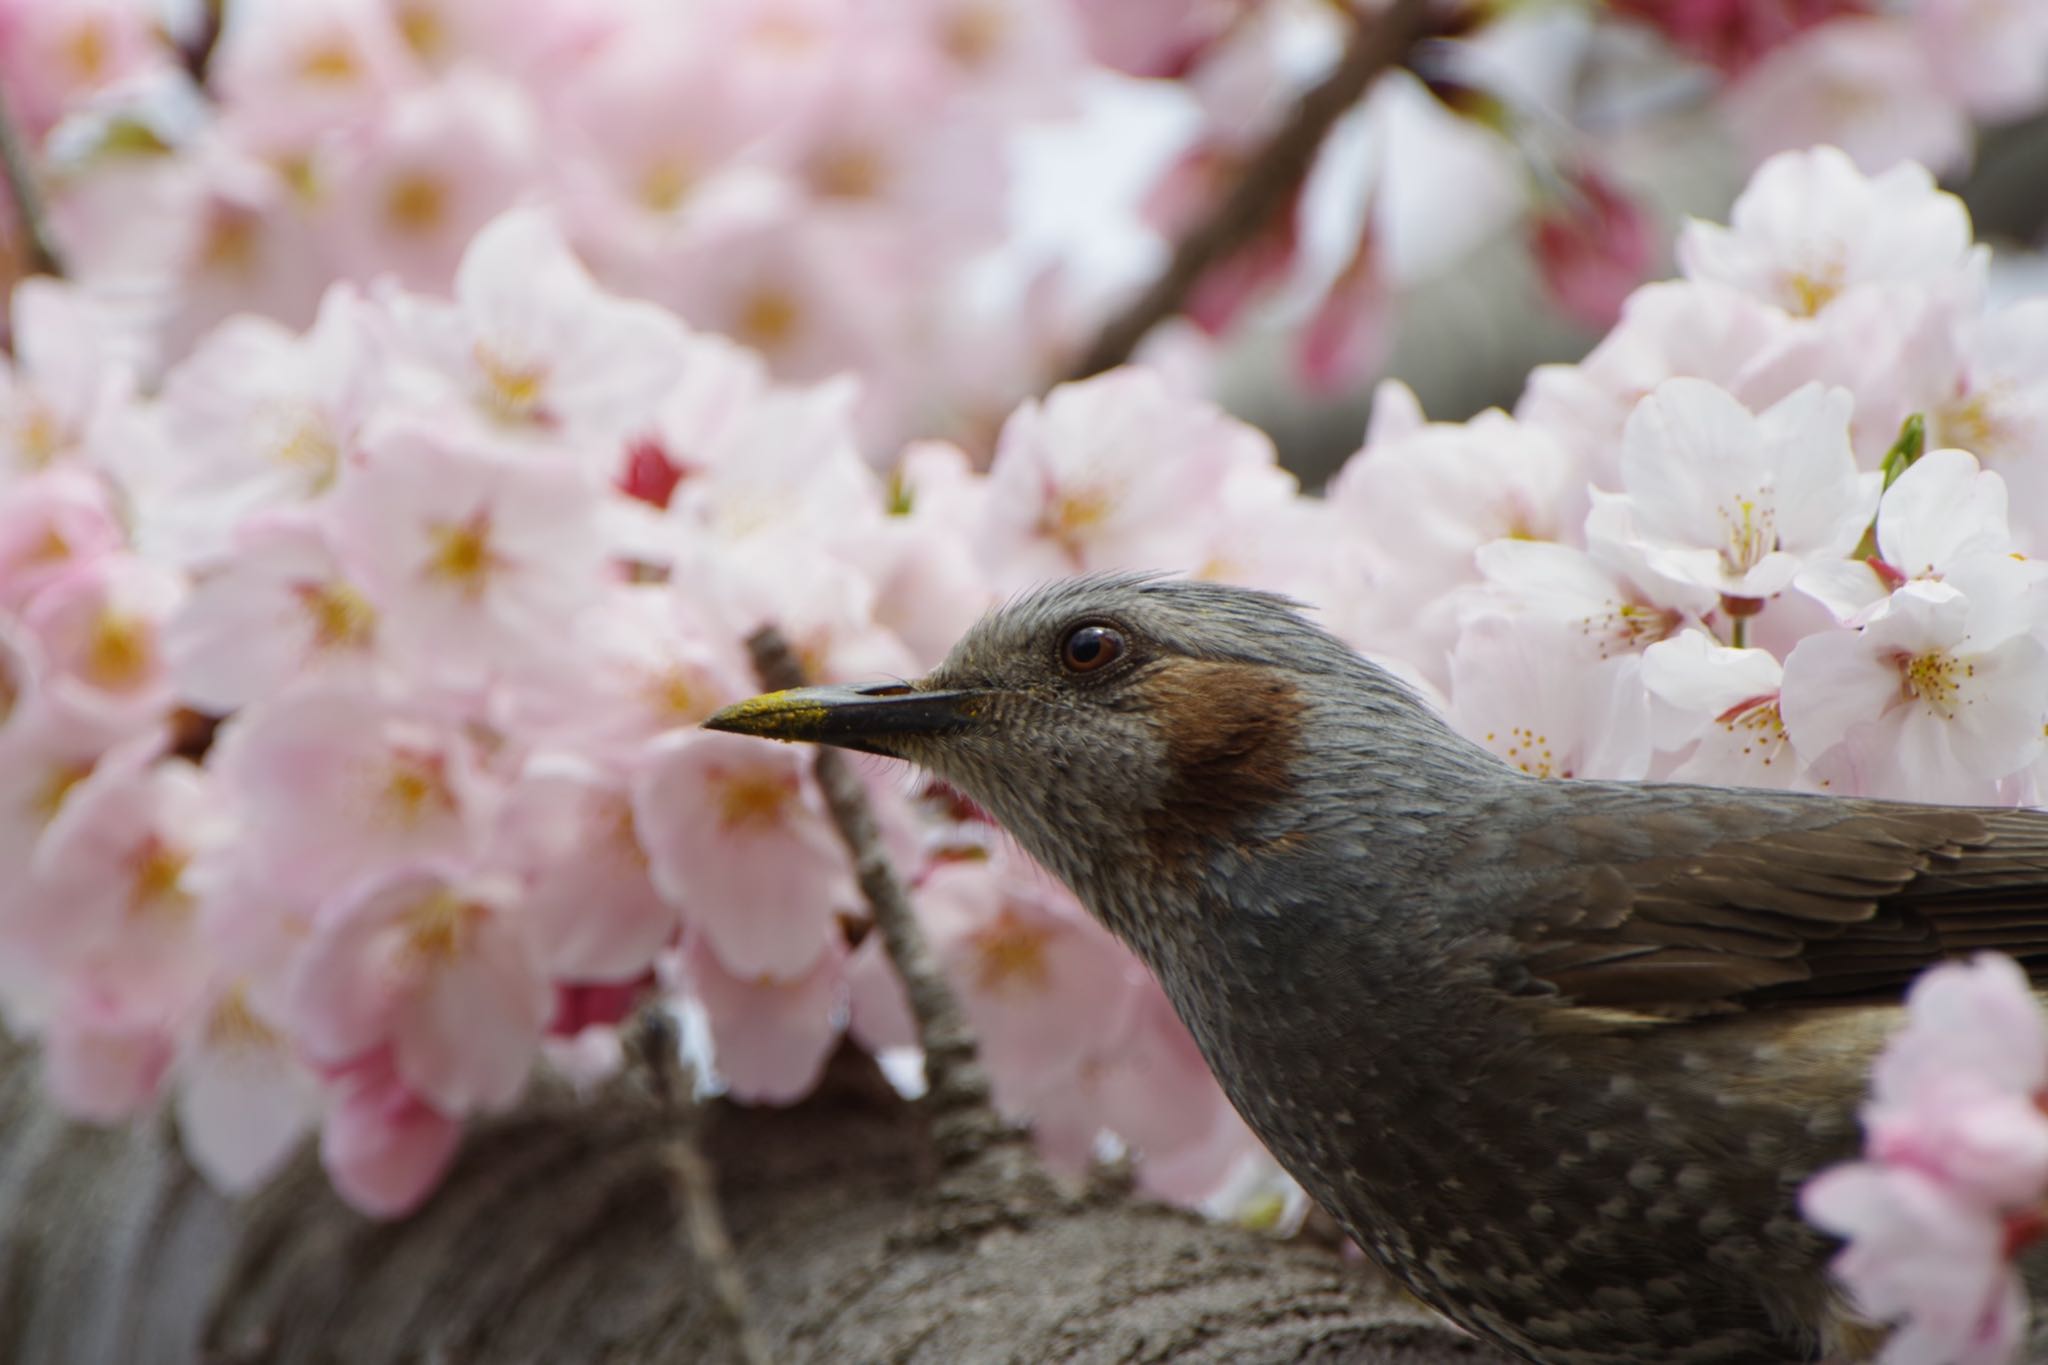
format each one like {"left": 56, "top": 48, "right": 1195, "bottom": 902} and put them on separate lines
{"left": 703, "top": 571, "right": 2048, "bottom": 1364}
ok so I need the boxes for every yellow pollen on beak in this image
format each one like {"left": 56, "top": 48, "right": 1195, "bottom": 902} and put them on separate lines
{"left": 972, "top": 910, "right": 1052, "bottom": 993}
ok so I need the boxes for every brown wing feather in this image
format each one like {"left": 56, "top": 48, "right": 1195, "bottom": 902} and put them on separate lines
{"left": 1505, "top": 788, "right": 2048, "bottom": 1014}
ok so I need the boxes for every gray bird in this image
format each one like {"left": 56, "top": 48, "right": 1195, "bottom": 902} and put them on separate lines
{"left": 704, "top": 572, "right": 2048, "bottom": 1364}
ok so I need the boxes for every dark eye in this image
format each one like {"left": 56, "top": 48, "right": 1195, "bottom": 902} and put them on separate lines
{"left": 1061, "top": 624, "right": 1125, "bottom": 674}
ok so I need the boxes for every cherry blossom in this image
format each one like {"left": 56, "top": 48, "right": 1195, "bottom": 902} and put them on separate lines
{"left": 1780, "top": 582, "right": 2048, "bottom": 803}
{"left": 1639, "top": 630, "right": 1808, "bottom": 789}
{"left": 290, "top": 865, "right": 551, "bottom": 1114}
{"left": 1595, "top": 378, "right": 1874, "bottom": 603}
{"left": 320, "top": 1048, "right": 463, "bottom": 1218}
{"left": 328, "top": 422, "right": 615, "bottom": 686}
{"left": 1676, "top": 148, "right": 1984, "bottom": 322}
{"left": 681, "top": 932, "right": 846, "bottom": 1105}
{"left": 208, "top": 686, "right": 490, "bottom": 892}
{"left": 1805, "top": 956, "right": 2048, "bottom": 1365}
{"left": 631, "top": 731, "right": 854, "bottom": 981}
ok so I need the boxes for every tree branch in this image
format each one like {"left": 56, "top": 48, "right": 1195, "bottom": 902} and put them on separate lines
{"left": 0, "top": 1036, "right": 1501, "bottom": 1365}
{"left": 1065, "top": 0, "right": 1436, "bottom": 381}
{"left": 744, "top": 626, "right": 1018, "bottom": 1168}
{"left": 0, "top": 88, "right": 63, "bottom": 279}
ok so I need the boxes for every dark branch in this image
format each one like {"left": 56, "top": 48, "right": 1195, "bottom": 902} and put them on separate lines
{"left": 625, "top": 1011, "right": 770, "bottom": 1365}
{"left": 743, "top": 626, "right": 1018, "bottom": 1167}
{"left": 0, "top": 89, "right": 63, "bottom": 279}
{"left": 1064, "top": 0, "right": 1436, "bottom": 381}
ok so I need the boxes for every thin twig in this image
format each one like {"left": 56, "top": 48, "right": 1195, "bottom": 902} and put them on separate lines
{"left": 1064, "top": 0, "right": 1436, "bottom": 381}
{"left": 178, "top": 0, "right": 229, "bottom": 87}
{"left": 745, "top": 626, "right": 1015, "bottom": 1166}
{"left": 625, "top": 1009, "right": 772, "bottom": 1365}
{"left": 0, "top": 89, "right": 63, "bottom": 279}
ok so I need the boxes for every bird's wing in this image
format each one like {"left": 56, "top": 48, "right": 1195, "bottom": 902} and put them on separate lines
{"left": 1496, "top": 785, "right": 2048, "bottom": 1013}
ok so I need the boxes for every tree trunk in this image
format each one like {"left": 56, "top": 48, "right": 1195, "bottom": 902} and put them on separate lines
{"left": 0, "top": 1037, "right": 1503, "bottom": 1364}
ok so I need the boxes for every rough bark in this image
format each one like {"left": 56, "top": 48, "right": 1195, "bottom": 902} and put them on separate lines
{"left": 0, "top": 1035, "right": 1505, "bottom": 1365}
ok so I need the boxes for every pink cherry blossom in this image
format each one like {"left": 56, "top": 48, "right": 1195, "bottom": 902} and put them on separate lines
{"left": 1914, "top": 0, "right": 2048, "bottom": 122}
{"left": 1607, "top": 0, "right": 1865, "bottom": 75}
{"left": 681, "top": 932, "right": 845, "bottom": 1104}
{"left": 21, "top": 553, "right": 184, "bottom": 730}
{"left": 320, "top": 1047, "right": 463, "bottom": 1218}
{"left": 174, "top": 983, "right": 322, "bottom": 1194}
{"left": 321, "top": 70, "right": 536, "bottom": 291}
{"left": 1796, "top": 448, "right": 2040, "bottom": 628}
{"left": 631, "top": 731, "right": 854, "bottom": 981}
{"left": 378, "top": 207, "right": 692, "bottom": 451}
{"left": 41, "top": 979, "right": 177, "bottom": 1122}
{"left": 1067, "top": 0, "right": 1245, "bottom": 77}
{"left": 210, "top": 0, "right": 417, "bottom": 152}
{"left": 917, "top": 855, "right": 1145, "bottom": 1110}
{"left": 1722, "top": 20, "right": 1975, "bottom": 176}
{"left": 1327, "top": 406, "right": 1587, "bottom": 678}
{"left": 0, "top": 277, "right": 136, "bottom": 481}
{"left": 0, "top": 0, "right": 169, "bottom": 137}
{"left": 165, "top": 516, "right": 383, "bottom": 713}
{"left": 0, "top": 467, "right": 124, "bottom": 611}
{"left": 1517, "top": 280, "right": 1800, "bottom": 487}
{"left": 1598, "top": 378, "right": 1875, "bottom": 602}
{"left": 1449, "top": 614, "right": 1653, "bottom": 782}
{"left": 208, "top": 685, "right": 489, "bottom": 891}
{"left": 21, "top": 744, "right": 218, "bottom": 1006}
{"left": 1803, "top": 1163, "right": 2026, "bottom": 1365}
{"left": 1805, "top": 956, "right": 2048, "bottom": 1364}
{"left": 1528, "top": 169, "right": 1656, "bottom": 334}
{"left": 1780, "top": 581, "right": 2048, "bottom": 803}
{"left": 291, "top": 865, "right": 551, "bottom": 1114}
{"left": 1922, "top": 301, "right": 2048, "bottom": 550}
{"left": 135, "top": 287, "right": 376, "bottom": 562}
{"left": 979, "top": 367, "right": 1293, "bottom": 583}
{"left": 329, "top": 422, "right": 614, "bottom": 686}
{"left": 490, "top": 757, "right": 679, "bottom": 982}
{"left": 1296, "top": 229, "right": 1391, "bottom": 398}
{"left": 1676, "top": 148, "right": 1983, "bottom": 321}
{"left": 1639, "top": 630, "right": 1808, "bottom": 789}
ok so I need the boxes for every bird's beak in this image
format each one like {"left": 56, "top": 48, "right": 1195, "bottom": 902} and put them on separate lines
{"left": 702, "top": 682, "right": 986, "bottom": 755}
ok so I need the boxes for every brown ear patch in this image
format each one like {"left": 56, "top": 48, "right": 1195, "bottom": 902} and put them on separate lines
{"left": 1137, "top": 658, "right": 1305, "bottom": 863}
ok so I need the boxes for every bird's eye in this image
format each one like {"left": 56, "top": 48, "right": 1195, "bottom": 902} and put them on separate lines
{"left": 1061, "top": 624, "right": 1125, "bottom": 673}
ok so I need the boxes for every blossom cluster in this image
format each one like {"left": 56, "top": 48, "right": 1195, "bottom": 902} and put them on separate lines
{"left": 1805, "top": 955, "right": 2048, "bottom": 1365}
{"left": 11, "top": 0, "right": 2044, "bottom": 438}
{"left": 0, "top": 201, "right": 1314, "bottom": 1216}
{"left": 1615, "top": 0, "right": 2048, "bottom": 177}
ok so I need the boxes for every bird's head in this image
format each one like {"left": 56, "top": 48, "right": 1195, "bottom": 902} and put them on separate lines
{"left": 704, "top": 574, "right": 1462, "bottom": 916}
